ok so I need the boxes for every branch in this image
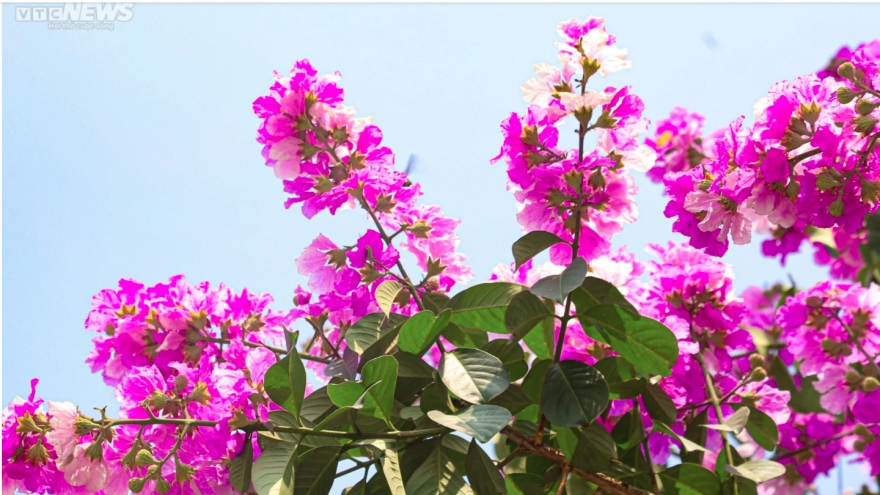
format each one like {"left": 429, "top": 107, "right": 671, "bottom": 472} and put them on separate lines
{"left": 502, "top": 426, "right": 655, "bottom": 495}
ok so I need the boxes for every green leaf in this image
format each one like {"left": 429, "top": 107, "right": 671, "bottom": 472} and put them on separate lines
{"left": 399, "top": 310, "right": 451, "bottom": 355}
{"left": 427, "top": 405, "right": 512, "bottom": 442}
{"left": 229, "top": 436, "right": 254, "bottom": 493}
{"left": 252, "top": 443, "right": 296, "bottom": 495}
{"left": 571, "top": 422, "right": 618, "bottom": 473}
{"left": 705, "top": 407, "right": 749, "bottom": 434}
{"left": 466, "top": 439, "right": 507, "bottom": 495}
{"left": 512, "top": 230, "right": 567, "bottom": 271}
{"left": 724, "top": 461, "right": 786, "bottom": 483}
{"left": 570, "top": 276, "right": 638, "bottom": 315}
{"left": 440, "top": 348, "right": 510, "bottom": 404}
{"left": 327, "top": 357, "right": 397, "bottom": 424}
{"left": 422, "top": 292, "right": 452, "bottom": 315}
{"left": 374, "top": 441, "right": 406, "bottom": 495}
{"left": 641, "top": 383, "right": 677, "bottom": 424}
{"left": 504, "top": 291, "right": 553, "bottom": 339}
{"left": 265, "top": 356, "right": 303, "bottom": 420}
{"left": 405, "top": 442, "right": 473, "bottom": 495}
{"left": 529, "top": 257, "right": 587, "bottom": 302}
{"left": 488, "top": 385, "right": 534, "bottom": 415}
{"left": 447, "top": 282, "right": 526, "bottom": 333}
{"left": 293, "top": 446, "right": 340, "bottom": 495}
{"left": 522, "top": 359, "right": 552, "bottom": 403}
{"left": 300, "top": 387, "right": 335, "bottom": 424}
{"left": 520, "top": 317, "right": 554, "bottom": 360}
{"left": 593, "top": 357, "right": 645, "bottom": 400}
{"left": 659, "top": 463, "right": 722, "bottom": 495}
{"left": 395, "top": 352, "right": 435, "bottom": 379}
{"left": 578, "top": 304, "right": 679, "bottom": 376}
{"left": 612, "top": 407, "right": 644, "bottom": 452}
{"left": 741, "top": 406, "right": 779, "bottom": 451}
{"left": 541, "top": 360, "right": 609, "bottom": 428}
{"left": 481, "top": 340, "right": 527, "bottom": 382}
{"left": 682, "top": 409, "right": 709, "bottom": 465}
{"left": 346, "top": 313, "right": 408, "bottom": 355}
{"left": 376, "top": 280, "right": 403, "bottom": 317}
{"left": 652, "top": 421, "right": 710, "bottom": 454}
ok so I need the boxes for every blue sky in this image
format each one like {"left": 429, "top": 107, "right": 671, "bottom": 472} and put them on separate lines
{"left": 4, "top": 3, "right": 880, "bottom": 493}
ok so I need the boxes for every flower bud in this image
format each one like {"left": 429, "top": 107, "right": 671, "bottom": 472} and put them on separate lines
{"left": 838, "top": 86, "right": 861, "bottom": 104}
{"left": 85, "top": 440, "right": 104, "bottom": 462}
{"left": 750, "top": 367, "right": 768, "bottom": 381}
{"left": 785, "top": 180, "right": 801, "bottom": 200}
{"left": 136, "top": 449, "right": 158, "bottom": 467}
{"left": 173, "top": 375, "right": 189, "bottom": 394}
{"left": 156, "top": 477, "right": 172, "bottom": 494}
{"left": 587, "top": 168, "right": 606, "bottom": 189}
{"left": 856, "top": 98, "right": 880, "bottom": 117}
{"left": 149, "top": 391, "right": 170, "bottom": 409}
{"left": 188, "top": 382, "right": 211, "bottom": 405}
{"left": 26, "top": 439, "right": 49, "bottom": 466}
{"left": 175, "top": 460, "right": 196, "bottom": 483}
{"left": 748, "top": 354, "right": 765, "bottom": 370}
{"left": 861, "top": 178, "right": 880, "bottom": 203}
{"left": 838, "top": 62, "right": 857, "bottom": 82}
{"left": 16, "top": 413, "right": 42, "bottom": 435}
{"left": 74, "top": 416, "right": 99, "bottom": 436}
{"left": 828, "top": 198, "right": 845, "bottom": 217}
{"left": 806, "top": 296, "right": 825, "bottom": 309}
{"left": 816, "top": 172, "right": 842, "bottom": 191}
{"left": 698, "top": 179, "right": 713, "bottom": 192}
{"left": 800, "top": 101, "right": 822, "bottom": 127}
{"left": 146, "top": 464, "right": 161, "bottom": 479}
{"left": 864, "top": 376, "right": 880, "bottom": 392}
{"left": 855, "top": 439, "right": 868, "bottom": 452}
{"left": 128, "top": 477, "right": 147, "bottom": 493}
{"left": 312, "top": 174, "right": 334, "bottom": 193}
{"left": 855, "top": 424, "right": 875, "bottom": 440}
{"left": 854, "top": 116, "right": 879, "bottom": 135}
{"left": 846, "top": 369, "right": 864, "bottom": 385}
{"left": 409, "top": 221, "right": 433, "bottom": 239}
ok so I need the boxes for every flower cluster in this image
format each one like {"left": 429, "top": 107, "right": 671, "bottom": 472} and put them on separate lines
{"left": 253, "top": 59, "right": 472, "bottom": 287}
{"left": 660, "top": 41, "right": 880, "bottom": 259}
{"left": 492, "top": 17, "right": 655, "bottom": 265}
{"left": 644, "top": 107, "right": 719, "bottom": 184}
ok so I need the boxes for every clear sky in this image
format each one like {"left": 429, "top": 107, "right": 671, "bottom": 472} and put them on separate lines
{"left": 4, "top": 3, "right": 880, "bottom": 493}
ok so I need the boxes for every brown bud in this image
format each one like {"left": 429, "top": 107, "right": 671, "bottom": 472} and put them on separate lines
{"left": 838, "top": 86, "right": 861, "bottom": 104}
{"left": 173, "top": 375, "right": 189, "bottom": 394}
{"left": 74, "top": 416, "right": 99, "bottom": 436}
{"left": 816, "top": 172, "right": 842, "bottom": 191}
{"left": 855, "top": 424, "right": 874, "bottom": 440}
{"left": 128, "top": 477, "right": 147, "bottom": 494}
{"left": 864, "top": 376, "right": 880, "bottom": 392}
{"left": 862, "top": 178, "right": 880, "bottom": 203}
{"left": 175, "top": 460, "right": 196, "bottom": 483}
{"left": 748, "top": 354, "right": 765, "bottom": 370}
{"left": 838, "top": 62, "right": 857, "bottom": 82}
{"left": 828, "top": 198, "right": 845, "bottom": 217}
{"left": 855, "top": 439, "right": 868, "bottom": 452}
{"left": 156, "top": 477, "right": 172, "bottom": 494}
{"left": 854, "top": 116, "right": 879, "bottom": 135}
{"left": 856, "top": 98, "right": 880, "bottom": 117}
{"left": 750, "top": 367, "right": 768, "bottom": 381}
{"left": 587, "top": 168, "right": 606, "bottom": 189}
{"left": 149, "top": 391, "right": 170, "bottom": 409}
{"left": 846, "top": 368, "right": 864, "bottom": 385}
{"left": 85, "top": 440, "right": 104, "bottom": 462}
{"left": 785, "top": 180, "right": 801, "bottom": 200}
{"left": 136, "top": 449, "right": 158, "bottom": 467}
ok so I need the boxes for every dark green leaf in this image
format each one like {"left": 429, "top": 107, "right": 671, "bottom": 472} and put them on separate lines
{"left": 399, "top": 310, "right": 451, "bottom": 355}
{"left": 447, "top": 282, "right": 526, "bottom": 334}
{"left": 346, "top": 313, "right": 408, "bottom": 354}
{"left": 488, "top": 385, "right": 534, "bottom": 415}
{"left": 682, "top": 409, "right": 709, "bottom": 465}
{"left": 427, "top": 405, "right": 512, "bottom": 442}
{"left": 404, "top": 442, "right": 472, "bottom": 495}
{"left": 504, "top": 291, "right": 553, "bottom": 339}
{"left": 611, "top": 407, "right": 643, "bottom": 452}
{"left": 482, "top": 340, "right": 528, "bottom": 382}
{"left": 529, "top": 257, "right": 587, "bottom": 302}
{"left": 659, "top": 463, "right": 721, "bottom": 495}
{"left": 252, "top": 443, "right": 295, "bottom": 495}
{"left": 520, "top": 317, "right": 554, "bottom": 360}
{"left": 300, "top": 387, "right": 334, "bottom": 424}
{"left": 593, "top": 357, "right": 645, "bottom": 399}
{"left": 294, "top": 446, "right": 340, "bottom": 495}
{"left": 541, "top": 360, "right": 609, "bottom": 428}
{"left": 288, "top": 351, "right": 307, "bottom": 420}
{"left": 265, "top": 356, "right": 301, "bottom": 420}
{"left": 737, "top": 405, "right": 779, "bottom": 451}
{"left": 522, "top": 359, "right": 552, "bottom": 403}
{"left": 422, "top": 292, "right": 452, "bottom": 315}
{"left": 229, "top": 436, "right": 254, "bottom": 493}
{"left": 466, "top": 439, "right": 507, "bottom": 495}
{"left": 570, "top": 277, "right": 638, "bottom": 315}
{"left": 440, "top": 348, "right": 510, "bottom": 404}
{"left": 512, "top": 231, "right": 567, "bottom": 271}
{"left": 641, "top": 383, "right": 677, "bottom": 424}
{"left": 578, "top": 304, "right": 679, "bottom": 376}
{"left": 571, "top": 422, "right": 617, "bottom": 473}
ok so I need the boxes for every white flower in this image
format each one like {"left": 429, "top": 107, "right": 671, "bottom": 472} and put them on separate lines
{"left": 45, "top": 401, "right": 79, "bottom": 465}
{"left": 558, "top": 91, "right": 613, "bottom": 113}
{"left": 557, "top": 29, "right": 631, "bottom": 77}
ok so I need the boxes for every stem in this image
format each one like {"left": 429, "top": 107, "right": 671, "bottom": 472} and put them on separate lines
{"left": 773, "top": 427, "right": 858, "bottom": 461}
{"left": 634, "top": 400, "right": 659, "bottom": 493}
{"left": 502, "top": 425, "right": 654, "bottom": 495}
{"left": 206, "top": 337, "right": 331, "bottom": 364}
{"left": 496, "top": 447, "right": 523, "bottom": 469}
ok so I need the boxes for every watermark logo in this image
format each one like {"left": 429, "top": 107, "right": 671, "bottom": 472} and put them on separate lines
{"left": 15, "top": 3, "right": 134, "bottom": 30}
